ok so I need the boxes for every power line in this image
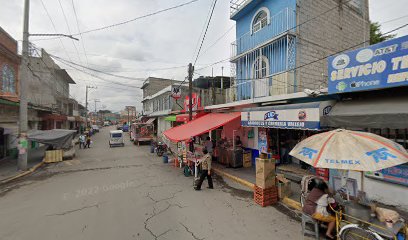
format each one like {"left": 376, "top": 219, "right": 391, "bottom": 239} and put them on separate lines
{"left": 58, "top": 0, "right": 82, "bottom": 65}
{"left": 39, "top": 0, "right": 73, "bottom": 62}
{"left": 50, "top": 54, "right": 146, "bottom": 81}
{"left": 32, "top": 0, "right": 201, "bottom": 41}
{"left": 199, "top": 24, "right": 235, "bottom": 57}
{"left": 233, "top": 23, "right": 408, "bottom": 89}
{"left": 191, "top": 0, "right": 217, "bottom": 62}
{"left": 52, "top": 56, "right": 142, "bottom": 88}
{"left": 193, "top": 0, "right": 218, "bottom": 65}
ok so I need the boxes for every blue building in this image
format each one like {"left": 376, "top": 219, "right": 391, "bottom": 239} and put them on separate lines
{"left": 230, "top": 0, "right": 369, "bottom": 101}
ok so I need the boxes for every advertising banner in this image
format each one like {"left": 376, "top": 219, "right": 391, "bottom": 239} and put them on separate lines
{"left": 328, "top": 35, "right": 408, "bottom": 94}
{"left": 365, "top": 164, "right": 408, "bottom": 187}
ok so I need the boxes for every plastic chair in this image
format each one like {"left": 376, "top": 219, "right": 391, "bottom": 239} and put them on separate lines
{"left": 301, "top": 213, "right": 319, "bottom": 240}
{"left": 300, "top": 194, "right": 319, "bottom": 240}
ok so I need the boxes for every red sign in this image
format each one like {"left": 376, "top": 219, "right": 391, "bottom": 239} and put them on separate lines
{"left": 183, "top": 93, "right": 201, "bottom": 112}
{"left": 315, "top": 168, "right": 329, "bottom": 181}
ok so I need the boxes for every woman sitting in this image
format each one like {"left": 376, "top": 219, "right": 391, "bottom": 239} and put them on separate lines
{"left": 303, "top": 181, "right": 336, "bottom": 239}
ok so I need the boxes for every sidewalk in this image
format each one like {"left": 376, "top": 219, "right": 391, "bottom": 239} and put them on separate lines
{"left": 0, "top": 146, "right": 46, "bottom": 182}
{"left": 212, "top": 162, "right": 303, "bottom": 209}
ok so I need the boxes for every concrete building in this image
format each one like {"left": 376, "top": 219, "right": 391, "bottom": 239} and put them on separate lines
{"left": 27, "top": 49, "right": 76, "bottom": 129}
{"left": 141, "top": 77, "right": 181, "bottom": 116}
{"left": 120, "top": 106, "right": 137, "bottom": 124}
{"left": 230, "top": 0, "right": 369, "bottom": 101}
{"left": 0, "top": 27, "right": 42, "bottom": 159}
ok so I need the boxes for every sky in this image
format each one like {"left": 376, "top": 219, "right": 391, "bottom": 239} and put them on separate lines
{"left": 1, "top": 0, "right": 407, "bottom": 112}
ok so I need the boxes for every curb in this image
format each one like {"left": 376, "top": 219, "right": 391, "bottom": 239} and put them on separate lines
{"left": 212, "top": 167, "right": 302, "bottom": 211}
{"left": 212, "top": 167, "right": 254, "bottom": 190}
{"left": 0, "top": 162, "right": 44, "bottom": 184}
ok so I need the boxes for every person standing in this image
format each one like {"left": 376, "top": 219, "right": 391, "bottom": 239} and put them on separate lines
{"left": 194, "top": 148, "right": 213, "bottom": 190}
{"left": 204, "top": 136, "right": 213, "bottom": 156}
{"left": 86, "top": 134, "right": 91, "bottom": 148}
{"left": 79, "top": 133, "right": 85, "bottom": 149}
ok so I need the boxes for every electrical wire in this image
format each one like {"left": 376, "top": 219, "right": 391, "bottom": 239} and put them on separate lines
{"left": 199, "top": 24, "right": 235, "bottom": 57}
{"left": 50, "top": 54, "right": 146, "bottom": 81}
{"left": 58, "top": 0, "right": 82, "bottom": 65}
{"left": 193, "top": 0, "right": 218, "bottom": 65}
{"left": 191, "top": 0, "right": 217, "bottom": 62}
{"left": 39, "top": 0, "right": 73, "bottom": 62}
{"left": 32, "top": 0, "right": 201, "bottom": 41}
{"left": 232, "top": 23, "right": 408, "bottom": 89}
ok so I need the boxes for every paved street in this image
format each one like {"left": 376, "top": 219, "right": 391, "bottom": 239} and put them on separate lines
{"left": 0, "top": 127, "right": 304, "bottom": 240}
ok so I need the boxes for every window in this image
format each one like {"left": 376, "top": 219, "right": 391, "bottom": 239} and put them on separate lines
{"left": 252, "top": 10, "right": 268, "bottom": 34}
{"left": 253, "top": 56, "right": 268, "bottom": 79}
{"left": 1, "top": 65, "right": 16, "bottom": 94}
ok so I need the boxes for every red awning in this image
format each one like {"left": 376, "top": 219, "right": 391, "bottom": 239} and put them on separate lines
{"left": 176, "top": 112, "right": 206, "bottom": 122}
{"left": 164, "top": 112, "right": 241, "bottom": 142}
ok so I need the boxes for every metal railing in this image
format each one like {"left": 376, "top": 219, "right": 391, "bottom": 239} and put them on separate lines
{"left": 231, "top": 7, "right": 296, "bottom": 58}
{"left": 230, "top": 0, "right": 251, "bottom": 17}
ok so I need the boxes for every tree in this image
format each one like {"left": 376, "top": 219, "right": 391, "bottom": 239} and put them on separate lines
{"left": 370, "top": 22, "right": 396, "bottom": 45}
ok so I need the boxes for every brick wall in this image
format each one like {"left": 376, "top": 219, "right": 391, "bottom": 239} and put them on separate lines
{"left": 296, "top": 0, "right": 370, "bottom": 91}
{"left": 0, "top": 27, "right": 18, "bottom": 53}
{"left": 0, "top": 27, "right": 20, "bottom": 97}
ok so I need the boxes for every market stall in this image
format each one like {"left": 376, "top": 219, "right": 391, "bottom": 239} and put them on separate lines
{"left": 163, "top": 112, "right": 241, "bottom": 171}
{"left": 290, "top": 129, "right": 408, "bottom": 239}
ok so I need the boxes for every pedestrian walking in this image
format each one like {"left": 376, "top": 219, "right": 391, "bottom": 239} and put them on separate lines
{"left": 86, "top": 134, "right": 91, "bottom": 148}
{"left": 194, "top": 148, "right": 213, "bottom": 191}
{"left": 79, "top": 133, "right": 86, "bottom": 149}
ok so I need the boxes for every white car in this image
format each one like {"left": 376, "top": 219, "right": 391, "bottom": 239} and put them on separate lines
{"left": 109, "top": 130, "right": 125, "bottom": 147}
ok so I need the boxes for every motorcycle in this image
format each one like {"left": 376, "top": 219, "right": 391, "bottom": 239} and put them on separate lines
{"left": 156, "top": 142, "right": 167, "bottom": 157}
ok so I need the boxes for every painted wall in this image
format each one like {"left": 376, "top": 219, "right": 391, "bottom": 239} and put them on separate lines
{"left": 235, "top": 0, "right": 296, "bottom": 40}
{"left": 157, "top": 117, "right": 172, "bottom": 141}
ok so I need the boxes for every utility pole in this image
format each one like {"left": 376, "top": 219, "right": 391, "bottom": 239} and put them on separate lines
{"left": 85, "top": 85, "right": 96, "bottom": 128}
{"left": 94, "top": 99, "right": 100, "bottom": 124}
{"left": 188, "top": 63, "right": 194, "bottom": 121}
{"left": 18, "top": 0, "right": 30, "bottom": 171}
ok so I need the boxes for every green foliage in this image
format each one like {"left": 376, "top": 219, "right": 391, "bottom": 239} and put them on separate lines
{"left": 370, "top": 22, "right": 396, "bottom": 45}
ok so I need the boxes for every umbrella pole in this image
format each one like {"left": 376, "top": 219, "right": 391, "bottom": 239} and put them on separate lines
{"left": 361, "top": 171, "right": 364, "bottom": 192}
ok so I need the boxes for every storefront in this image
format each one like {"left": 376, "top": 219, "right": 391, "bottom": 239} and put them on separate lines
{"left": 321, "top": 94, "right": 408, "bottom": 209}
{"left": 241, "top": 101, "right": 335, "bottom": 167}
{"left": 163, "top": 112, "right": 241, "bottom": 165}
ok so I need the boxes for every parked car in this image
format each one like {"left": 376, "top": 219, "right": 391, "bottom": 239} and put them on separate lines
{"left": 117, "top": 125, "right": 123, "bottom": 130}
{"left": 109, "top": 130, "right": 124, "bottom": 147}
{"left": 122, "top": 124, "right": 129, "bottom": 132}
{"left": 92, "top": 125, "right": 100, "bottom": 133}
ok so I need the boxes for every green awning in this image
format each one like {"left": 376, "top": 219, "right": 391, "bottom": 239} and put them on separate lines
{"left": 164, "top": 115, "right": 176, "bottom": 122}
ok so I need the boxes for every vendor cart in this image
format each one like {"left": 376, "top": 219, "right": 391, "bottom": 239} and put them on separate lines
{"left": 131, "top": 123, "right": 154, "bottom": 146}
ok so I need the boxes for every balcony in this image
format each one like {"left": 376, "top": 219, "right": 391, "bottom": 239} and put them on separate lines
{"left": 230, "top": 0, "right": 252, "bottom": 17}
{"left": 231, "top": 7, "right": 296, "bottom": 59}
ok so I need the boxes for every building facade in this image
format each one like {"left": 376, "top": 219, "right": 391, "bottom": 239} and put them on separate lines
{"left": 141, "top": 77, "right": 181, "bottom": 116}
{"left": 27, "top": 49, "right": 76, "bottom": 130}
{"left": 230, "top": 0, "right": 369, "bottom": 101}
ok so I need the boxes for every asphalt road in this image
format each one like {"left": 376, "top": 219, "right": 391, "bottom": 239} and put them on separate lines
{"left": 0, "top": 126, "right": 305, "bottom": 240}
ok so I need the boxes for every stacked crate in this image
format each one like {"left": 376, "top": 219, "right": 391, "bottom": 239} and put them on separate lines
{"left": 254, "top": 158, "right": 278, "bottom": 207}
{"left": 254, "top": 185, "right": 278, "bottom": 207}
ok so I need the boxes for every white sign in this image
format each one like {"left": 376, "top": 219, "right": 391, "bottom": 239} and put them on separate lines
{"left": 241, "top": 101, "right": 334, "bottom": 130}
{"left": 171, "top": 87, "right": 181, "bottom": 99}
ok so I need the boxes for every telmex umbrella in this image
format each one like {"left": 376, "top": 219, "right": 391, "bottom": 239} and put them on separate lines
{"left": 289, "top": 129, "right": 408, "bottom": 172}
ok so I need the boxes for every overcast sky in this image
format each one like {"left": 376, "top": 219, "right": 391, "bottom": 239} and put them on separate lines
{"left": 1, "top": 0, "right": 407, "bottom": 112}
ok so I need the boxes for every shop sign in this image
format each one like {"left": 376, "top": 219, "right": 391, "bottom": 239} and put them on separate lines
{"left": 183, "top": 93, "right": 201, "bottom": 112}
{"left": 365, "top": 164, "right": 408, "bottom": 187}
{"left": 171, "top": 87, "right": 181, "bottom": 99}
{"left": 241, "top": 107, "right": 320, "bottom": 130}
{"left": 328, "top": 35, "right": 408, "bottom": 94}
